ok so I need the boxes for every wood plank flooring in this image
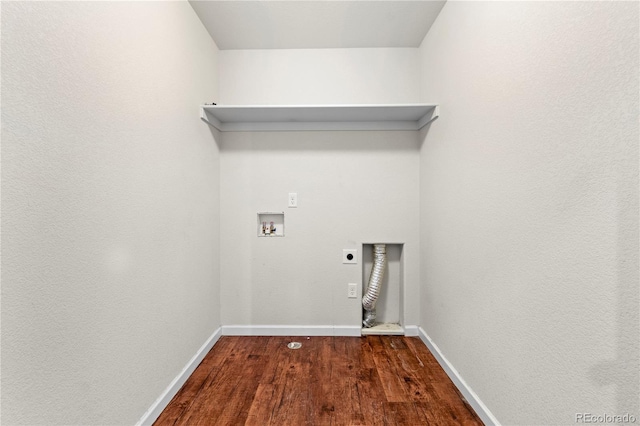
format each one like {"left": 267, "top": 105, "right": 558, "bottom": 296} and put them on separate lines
{"left": 154, "top": 336, "right": 482, "bottom": 426}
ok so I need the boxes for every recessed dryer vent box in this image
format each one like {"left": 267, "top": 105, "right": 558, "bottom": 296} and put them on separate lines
{"left": 258, "top": 212, "right": 284, "bottom": 237}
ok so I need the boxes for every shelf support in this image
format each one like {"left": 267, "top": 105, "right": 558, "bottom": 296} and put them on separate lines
{"left": 417, "top": 105, "right": 440, "bottom": 130}
{"left": 200, "top": 107, "right": 223, "bottom": 131}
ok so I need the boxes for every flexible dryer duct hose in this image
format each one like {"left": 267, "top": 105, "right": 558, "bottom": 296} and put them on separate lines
{"left": 362, "top": 244, "right": 386, "bottom": 328}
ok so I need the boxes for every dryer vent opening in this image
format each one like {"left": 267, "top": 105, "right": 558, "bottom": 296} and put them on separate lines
{"left": 362, "top": 244, "right": 386, "bottom": 328}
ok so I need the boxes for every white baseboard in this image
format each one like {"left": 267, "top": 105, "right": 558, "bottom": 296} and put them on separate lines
{"left": 222, "top": 325, "right": 362, "bottom": 337}
{"left": 403, "top": 325, "right": 419, "bottom": 336}
{"left": 418, "top": 327, "right": 500, "bottom": 426}
{"left": 136, "top": 327, "right": 222, "bottom": 426}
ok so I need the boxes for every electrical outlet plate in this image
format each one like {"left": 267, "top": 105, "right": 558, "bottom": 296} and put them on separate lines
{"left": 288, "top": 192, "right": 297, "bottom": 208}
{"left": 347, "top": 283, "right": 358, "bottom": 298}
{"left": 343, "top": 249, "right": 357, "bottom": 264}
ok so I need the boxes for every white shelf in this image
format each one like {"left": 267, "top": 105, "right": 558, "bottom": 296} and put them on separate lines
{"left": 200, "top": 104, "right": 439, "bottom": 132}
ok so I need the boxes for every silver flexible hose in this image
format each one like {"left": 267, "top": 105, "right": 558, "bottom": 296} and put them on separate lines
{"left": 362, "top": 244, "right": 386, "bottom": 328}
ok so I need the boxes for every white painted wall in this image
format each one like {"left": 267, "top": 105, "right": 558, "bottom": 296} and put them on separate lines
{"left": 219, "top": 48, "right": 420, "bottom": 105}
{"left": 220, "top": 131, "right": 421, "bottom": 329}
{"left": 418, "top": 2, "right": 639, "bottom": 424}
{"left": 218, "top": 47, "right": 423, "bottom": 330}
{"left": 1, "top": 2, "right": 220, "bottom": 424}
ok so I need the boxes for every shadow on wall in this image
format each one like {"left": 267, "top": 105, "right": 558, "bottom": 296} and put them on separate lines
{"left": 207, "top": 125, "right": 223, "bottom": 150}
{"left": 218, "top": 130, "right": 421, "bottom": 153}
{"left": 589, "top": 157, "right": 639, "bottom": 417}
{"left": 417, "top": 121, "right": 433, "bottom": 150}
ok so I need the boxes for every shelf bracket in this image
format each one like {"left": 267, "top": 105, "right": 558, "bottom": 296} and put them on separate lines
{"left": 200, "top": 107, "right": 223, "bottom": 131}
{"left": 417, "top": 105, "right": 440, "bottom": 130}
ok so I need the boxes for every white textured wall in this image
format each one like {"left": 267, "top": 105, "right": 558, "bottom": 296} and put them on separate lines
{"left": 419, "top": 2, "right": 639, "bottom": 424}
{"left": 218, "top": 48, "right": 420, "bottom": 105}
{"left": 218, "top": 47, "right": 423, "bottom": 329}
{"left": 220, "top": 131, "right": 421, "bottom": 328}
{"left": 1, "top": 2, "right": 220, "bottom": 425}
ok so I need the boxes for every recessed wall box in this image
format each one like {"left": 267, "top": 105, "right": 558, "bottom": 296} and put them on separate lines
{"left": 258, "top": 213, "right": 284, "bottom": 237}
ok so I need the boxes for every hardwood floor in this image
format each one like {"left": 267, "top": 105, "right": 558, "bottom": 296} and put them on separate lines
{"left": 154, "top": 336, "right": 482, "bottom": 425}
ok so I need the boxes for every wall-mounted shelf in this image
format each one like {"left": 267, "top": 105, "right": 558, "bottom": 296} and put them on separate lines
{"left": 200, "top": 104, "right": 439, "bottom": 132}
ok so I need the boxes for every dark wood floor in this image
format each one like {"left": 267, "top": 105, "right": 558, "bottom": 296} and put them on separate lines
{"left": 154, "top": 335, "right": 482, "bottom": 425}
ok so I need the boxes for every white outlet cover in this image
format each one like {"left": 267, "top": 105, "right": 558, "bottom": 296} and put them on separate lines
{"left": 348, "top": 283, "right": 358, "bottom": 298}
{"left": 343, "top": 249, "right": 357, "bottom": 264}
{"left": 288, "top": 192, "right": 297, "bottom": 208}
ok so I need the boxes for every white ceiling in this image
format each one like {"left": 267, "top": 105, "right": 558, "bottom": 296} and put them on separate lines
{"left": 189, "top": 1, "right": 447, "bottom": 50}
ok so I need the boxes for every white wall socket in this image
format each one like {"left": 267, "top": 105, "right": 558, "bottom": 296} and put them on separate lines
{"left": 288, "top": 192, "right": 297, "bottom": 208}
{"left": 343, "top": 249, "right": 357, "bottom": 264}
{"left": 347, "top": 283, "right": 358, "bottom": 298}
